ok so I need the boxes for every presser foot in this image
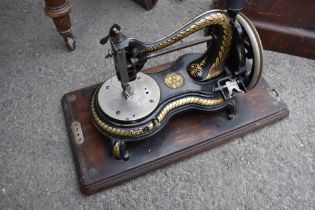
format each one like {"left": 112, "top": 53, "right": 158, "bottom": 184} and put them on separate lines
{"left": 110, "top": 139, "right": 129, "bottom": 161}
{"left": 213, "top": 76, "right": 246, "bottom": 100}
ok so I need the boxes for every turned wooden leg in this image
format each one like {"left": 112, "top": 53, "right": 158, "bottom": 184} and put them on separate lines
{"left": 45, "top": 0, "right": 76, "bottom": 50}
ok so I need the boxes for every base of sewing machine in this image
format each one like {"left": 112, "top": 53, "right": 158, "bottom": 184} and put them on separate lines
{"left": 62, "top": 65, "right": 288, "bottom": 195}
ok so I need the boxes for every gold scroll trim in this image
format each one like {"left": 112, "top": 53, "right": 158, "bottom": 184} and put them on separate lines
{"left": 91, "top": 87, "right": 224, "bottom": 138}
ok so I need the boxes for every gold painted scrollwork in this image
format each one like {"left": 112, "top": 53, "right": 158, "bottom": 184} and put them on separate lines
{"left": 91, "top": 86, "right": 224, "bottom": 138}
{"left": 112, "top": 143, "right": 121, "bottom": 159}
{"left": 164, "top": 72, "right": 185, "bottom": 89}
{"left": 189, "top": 58, "right": 207, "bottom": 78}
{"left": 144, "top": 11, "right": 232, "bottom": 81}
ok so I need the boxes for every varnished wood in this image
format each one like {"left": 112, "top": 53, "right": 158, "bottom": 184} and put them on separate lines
{"left": 213, "top": 0, "right": 315, "bottom": 59}
{"left": 62, "top": 64, "right": 289, "bottom": 195}
{"left": 45, "top": 0, "right": 75, "bottom": 50}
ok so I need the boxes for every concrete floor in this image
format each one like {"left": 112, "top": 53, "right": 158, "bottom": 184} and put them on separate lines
{"left": 0, "top": 0, "right": 314, "bottom": 209}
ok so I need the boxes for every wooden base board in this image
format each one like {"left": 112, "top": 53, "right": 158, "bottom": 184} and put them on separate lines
{"left": 62, "top": 74, "right": 289, "bottom": 195}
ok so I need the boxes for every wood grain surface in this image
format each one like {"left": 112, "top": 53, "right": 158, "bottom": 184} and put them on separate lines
{"left": 214, "top": 0, "right": 315, "bottom": 59}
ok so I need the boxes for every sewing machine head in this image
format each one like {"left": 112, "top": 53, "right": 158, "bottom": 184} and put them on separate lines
{"left": 100, "top": 24, "right": 149, "bottom": 98}
{"left": 92, "top": 0, "right": 264, "bottom": 160}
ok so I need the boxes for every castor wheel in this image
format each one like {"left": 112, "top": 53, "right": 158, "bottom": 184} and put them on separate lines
{"left": 64, "top": 36, "right": 76, "bottom": 51}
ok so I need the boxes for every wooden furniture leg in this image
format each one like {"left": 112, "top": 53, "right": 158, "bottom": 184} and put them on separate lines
{"left": 45, "top": 0, "right": 76, "bottom": 50}
{"left": 44, "top": 0, "right": 159, "bottom": 51}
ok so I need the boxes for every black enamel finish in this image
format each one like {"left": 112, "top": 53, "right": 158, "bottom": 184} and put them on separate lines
{"left": 93, "top": 53, "right": 234, "bottom": 142}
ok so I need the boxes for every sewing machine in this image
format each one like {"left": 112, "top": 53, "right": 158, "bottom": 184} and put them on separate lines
{"left": 62, "top": 0, "right": 290, "bottom": 194}
{"left": 91, "top": 0, "right": 263, "bottom": 160}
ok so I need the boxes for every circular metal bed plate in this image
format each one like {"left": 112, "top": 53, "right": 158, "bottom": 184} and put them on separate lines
{"left": 97, "top": 73, "right": 160, "bottom": 122}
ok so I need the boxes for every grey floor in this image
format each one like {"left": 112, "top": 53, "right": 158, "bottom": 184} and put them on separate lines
{"left": 0, "top": 0, "right": 314, "bottom": 209}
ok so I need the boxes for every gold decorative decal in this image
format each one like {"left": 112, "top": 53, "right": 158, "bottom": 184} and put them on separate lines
{"left": 144, "top": 12, "right": 232, "bottom": 54}
{"left": 188, "top": 13, "right": 232, "bottom": 81}
{"left": 157, "top": 97, "right": 224, "bottom": 123}
{"left": 112, "top": 143, "right": 121, "bottom": 159}
{"left": 164, "top": 72, "right": 184, "bottom": 89}
{"left": 91, "top": 86, "right": 224, "bottom": 138}
{"left": 189, "top": 58, "right": 206, "bottom": 78}
{"left": 143, "top": 11, "right": 232, "bottom": 82}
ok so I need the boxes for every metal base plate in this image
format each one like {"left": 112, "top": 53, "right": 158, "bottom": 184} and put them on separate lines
{"left": 97, "top": 73, "right": 160, "bottom": 122}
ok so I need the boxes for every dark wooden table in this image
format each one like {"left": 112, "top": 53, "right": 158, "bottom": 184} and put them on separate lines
{"left": 44, "top": 0, "right": 158, "bottom": 50}
{"left": 213, "top": 0, "right": 315, "bottom": 59}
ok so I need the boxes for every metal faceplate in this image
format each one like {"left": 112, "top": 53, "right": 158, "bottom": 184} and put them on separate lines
{"left": 97, "top": 73, "right": 160, "bottom": 122}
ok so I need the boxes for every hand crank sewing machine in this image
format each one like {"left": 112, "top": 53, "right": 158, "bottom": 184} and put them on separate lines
{"left": 62, "top": 0, "right": 291, "bottom": 194}
{"left": 91, "top": 0, "right": 263, "bottom": 160}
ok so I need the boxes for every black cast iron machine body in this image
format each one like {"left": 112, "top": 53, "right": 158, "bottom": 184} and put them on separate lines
{"left": 92, "top": 0, "right": 264, "bottom": 160}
